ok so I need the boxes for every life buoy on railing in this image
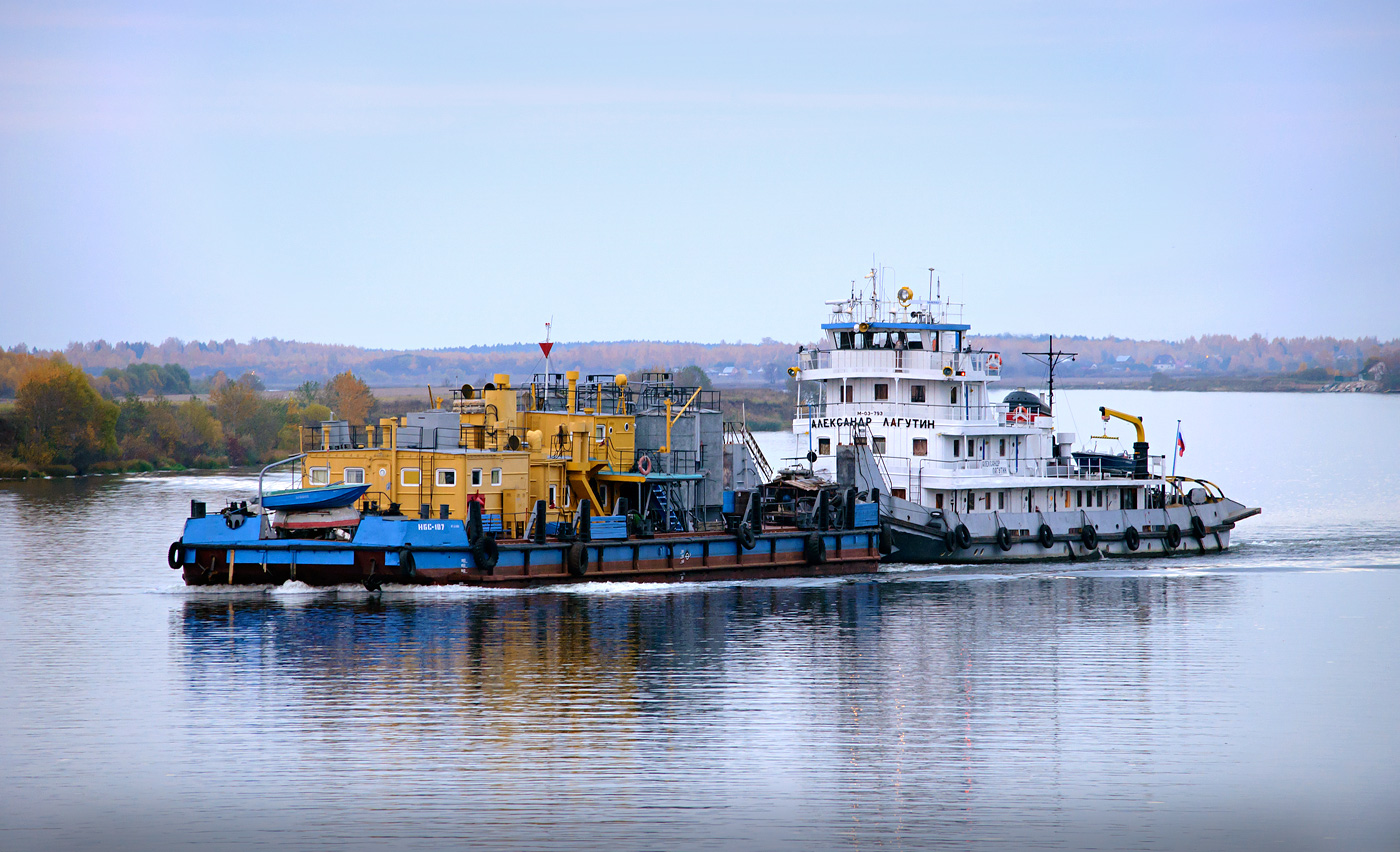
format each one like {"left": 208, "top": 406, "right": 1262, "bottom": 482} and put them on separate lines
{"left": 987, "top": 352, "right": 1002, "bottom": 371}
{"left": 1011, "top": 406, "right": 1030, "bottom": 424}
{"left": 636, "top": 455, "right": 652, "bottom": 476}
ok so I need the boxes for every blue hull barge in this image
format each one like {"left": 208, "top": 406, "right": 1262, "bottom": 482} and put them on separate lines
{"left": 169, "top": 367, "right": 887, "bottom": 588}
{"left": 171, "top": 501, "right": 883, "bottom": 589}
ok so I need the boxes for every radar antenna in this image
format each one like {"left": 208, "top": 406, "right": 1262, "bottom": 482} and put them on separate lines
{"left": 1022, "top": 335, "right": 1077, "bottom": 414}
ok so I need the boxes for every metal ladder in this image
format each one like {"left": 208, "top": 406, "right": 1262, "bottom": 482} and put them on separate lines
{"left": 651, "top": 483, "right": 684, "bottom": 531}
{"left": 724, "top": 420, "right": 774, "bottom": 482}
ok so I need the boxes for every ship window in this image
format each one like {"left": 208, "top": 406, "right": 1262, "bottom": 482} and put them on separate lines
{"left": 1120, "top": 487, "right": 1138, "bottom": 510}
{"left": 843, "top": 385, "right": 854, "bottom": 404}
{"left": 907, "top": 335, "right": 923, "bottom": 350}
{"left": 999, "top": 438, "right": 1006, "bottom": 457}
{"left": 872, "top": 436, "right": 886, "bottom": 454}
{"left": 874, "top": 383, "right": 889, "bottom": 401}
{"left": 310, "top": 467, "right": 330, "bottom": 485}
{"left": 401, "top": 468, "right": 421, "bottom": 487}
{"left": 491, "top": 468, "right": 502, "bottom": 486}
{"left": 892, "top": 488, "right": 906, "bottom": 499}
{"left": 438, "top": 469, "right": 457, "bottom": 487}
{"left": 910, "top": 384, "right": 925, "bottom": 403}
{"left": 818, "top": 437, "right": 831, "bottom": 455}
{"left": 935, "top": 493, "right": 944, "bottom": 509}
{"left": 952, "top": 438, "right": 961, "bottom": 457}
{"left": 998, "top": 492, "right": 1006, "bottom": 510}
{"left": 469, "top": 468, "right": 481, "bottom": 487}
{"left": 950, "top": 386, "right": 959, "bottom": 405}
{"left": 548, "top": 484, "right": 558, "bottom": 507}
{"left": 596, "top": 425, "right": 605, "bottom": 441}
{"left": 1076, "top": 490, "right": 1083, "bottom": 508}
{"left": 1096, "top": 490, "right": 1103, "bottom": 508}
{"left": 913, "top": 438, "right": 927, "bottom": 456}
{"left": 838, "top": 331, "right": 853, "bottom": 349}
{"left": 967, "top": 492, "right": 975, "bottom": 512}
{"left": 344, "top": 467, "right": 365, "bottom": 485}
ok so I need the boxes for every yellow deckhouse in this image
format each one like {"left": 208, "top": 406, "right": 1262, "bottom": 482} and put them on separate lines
{"left": 297, "top": 370, "right": 713, "bottom": 538}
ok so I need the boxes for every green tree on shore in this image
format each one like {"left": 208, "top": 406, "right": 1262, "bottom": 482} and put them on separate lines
{"left": 15, "top": 358, "right": 118, "bottom": 471}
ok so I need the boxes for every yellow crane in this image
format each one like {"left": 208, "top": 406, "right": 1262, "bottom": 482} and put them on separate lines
{"left": 1098, "top": 406, "right": 1146, "bottom": 443}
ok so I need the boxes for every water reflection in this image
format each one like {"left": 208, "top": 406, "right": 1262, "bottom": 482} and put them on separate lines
{"left": 167, "top": 576, "right": 1253, "bottom": 850}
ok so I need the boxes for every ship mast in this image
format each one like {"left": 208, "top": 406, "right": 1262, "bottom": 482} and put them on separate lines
{"left": 1023, "top": 336, "right": 1077, "bottom": 414}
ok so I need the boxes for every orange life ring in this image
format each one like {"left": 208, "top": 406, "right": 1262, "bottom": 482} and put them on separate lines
{"left": 987, "top": 352, "right": 1002, "bottom": 370}
{"left": 637, "top": 455, "right": 652, "bottom": 475}
{"left": 1012, "top": 406, "right": 1030, "bottom": 423}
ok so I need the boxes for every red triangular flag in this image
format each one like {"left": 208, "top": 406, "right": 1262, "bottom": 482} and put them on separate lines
{"left": 539, "top": 342, "right": 553, "bottom": 358}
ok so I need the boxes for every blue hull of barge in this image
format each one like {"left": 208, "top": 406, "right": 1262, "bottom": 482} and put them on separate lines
{"left": 172, "top": 514, "right": 883, "bottom": 588}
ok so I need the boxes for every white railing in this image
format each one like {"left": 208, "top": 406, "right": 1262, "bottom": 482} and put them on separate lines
{"left": 797, "top": 348, "right": 1000, "bottom": 377}
{"left": 798, "top": 401, "right": 1007, "bottom": 423}
{"left": 825, "top": 298, "right": 964, "bottom": 326}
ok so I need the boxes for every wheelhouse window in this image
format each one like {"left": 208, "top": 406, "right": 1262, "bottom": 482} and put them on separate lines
{"left": 343, "top": 467, "right": 365, "bottom": 485}
{"left": 872, "top": 436, "right": 887, "bottom": 454}
{"left": 310, "top": 467, "right": 330, "bottom": 486}
{"left": 912, "top": 438, "right": 928, "bottom": 456}
{"left": 874, "top": 383, "right": 889, "bottom": 401}
{"left": 818, "top": 437, "right": 831, "bottom": 455}
{"left": 470, "top": 469, "right": 482, "bottom": 486}
{"left": 491, "top": 468, "right": 502, "bottom": 486}
{"left": 437, "top": 469, "right": 456, "bottom": 487}
{"left": 910, "top": 384, "right": 925, "bottom": 403}
{"left": 401, "top": 468, "right": 421, "bottom": 487}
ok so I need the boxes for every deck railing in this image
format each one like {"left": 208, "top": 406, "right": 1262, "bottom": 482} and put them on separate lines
{"left": 797, "top": 348, "right": 1001, "bottom": 377}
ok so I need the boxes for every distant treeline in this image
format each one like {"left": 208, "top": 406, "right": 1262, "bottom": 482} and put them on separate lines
{"left": 8, "top": 332, "right": 1395, "bottom": 392}
{"left": 0, "top": 350, "right": 380, "bottom": 479}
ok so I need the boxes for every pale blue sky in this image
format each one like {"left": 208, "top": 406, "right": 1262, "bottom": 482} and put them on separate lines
{"left": 1, "top": 1, "right": 1396, "bottom": 350}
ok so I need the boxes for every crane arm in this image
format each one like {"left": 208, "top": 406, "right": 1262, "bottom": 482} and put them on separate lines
{"left": 1099, "top": 406, "right": 1146, "bottom": 443}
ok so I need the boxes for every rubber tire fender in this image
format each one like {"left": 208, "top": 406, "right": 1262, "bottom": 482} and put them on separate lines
{"left": 471, "top": 535, "right": 499, "bottom": 572}
{"left": 1124, "top": 526, "right": 1141, "bottom": 551}
{"left": 567, "top": 541, "right": 589, "bottom": 577}
{"left": 167, "top": 540, "right": 183, "bottom": 570}
{"left": 955, "top": 524, "right": 973, "bottom": 550}
{"left": 1081, "top": 524, "right": 1098, "bottom": 550}
{"left": 1165, "top": 524, "right": 1182, "bottom": 549}
{"left": 804, "top": 532, "right": 827, "bottom": 565}
{"left": 737, "top": 524, "right": 757, "bottom": 551}
{"left": 995, "top": 527, "right": 1013, "bottom": 552}
{"left": 398, "top": 548, "right": 416, "bottom": 579}
{"left": 1190, "top": 515, "right": 1208, "bottom": 540}
{"left": 1038, "top": 524, "right": 1055, "bottom": 549}
{"left": 878, "top": 523, "right": 894, "bottom": 556}
{"left": 942, "top": 529, "right": 957, "bottom": 551}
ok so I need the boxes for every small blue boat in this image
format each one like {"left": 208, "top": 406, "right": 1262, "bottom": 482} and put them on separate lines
{"left": 261, "top": 482, "right": 370, "bottom": 511}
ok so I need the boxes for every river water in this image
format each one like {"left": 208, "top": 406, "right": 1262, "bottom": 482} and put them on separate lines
{"left": 1, "top": 390, "right": 1397, "bottom": 851}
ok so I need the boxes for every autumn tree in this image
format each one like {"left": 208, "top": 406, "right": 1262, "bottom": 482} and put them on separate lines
{"left": 324, "top": 371, "right": 375, "bottom": 424}
{"left": 14, "top": 357, "right": 118, "bottom": 471}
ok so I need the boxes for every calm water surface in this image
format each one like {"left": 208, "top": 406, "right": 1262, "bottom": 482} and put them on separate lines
{"left": 2, "top": 391, "right": 1398, "bottom": 851}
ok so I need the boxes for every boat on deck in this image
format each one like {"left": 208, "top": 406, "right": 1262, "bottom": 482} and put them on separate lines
{"left": 169, "top": 369, "right": 884, "bottom": 588}
{"left": 786, "top": 269, "right": 1260, "bottom": 563}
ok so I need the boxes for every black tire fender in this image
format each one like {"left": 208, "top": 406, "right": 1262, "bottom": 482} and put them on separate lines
{"left": 167, "top": 540, "right": 183, "bottom": 570}
{"left": 878, "top": 523, "right": 894, "bottom": 556}
{"left": 995, "top": 527, "right": 1012, "bottom": 552}
{"left": 1166, "top": 523, "right": 1182, "bottom": 549}
{"left": 567, "top": 541, "right": 588, "bottom": 577}
{"left": 804, "top": 532, "right": 827, "bottom": 565}
{"left": 1038, "top": 524, "right": 1054, "bottom": 549}
{"left": 1124, "top": 526, "right": 1141, "bottom": 551}
{"left": 955, "top": 524, "right": 972, "bottom": 550}
{"left": 471, "top": 535, "right": 499, "bottom": 572}
{"left": 398, "top": 548, "right": 416, "bottom": 579}
{"left": 1191, "top": 515, "right": 1208, "bottom": 540}
{"left": 942, "top": 529, "right": 957, "bottom": 551}
{"left": 737, "top": 524, "right": 757, "bottom": 551}
{"left": 1081, "top": 524, "right": 1098, "bottom": 550}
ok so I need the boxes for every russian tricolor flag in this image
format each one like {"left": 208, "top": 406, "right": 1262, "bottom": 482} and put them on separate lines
{"left": 1176, "top": 429, "right": 1186, "bottom": 457}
